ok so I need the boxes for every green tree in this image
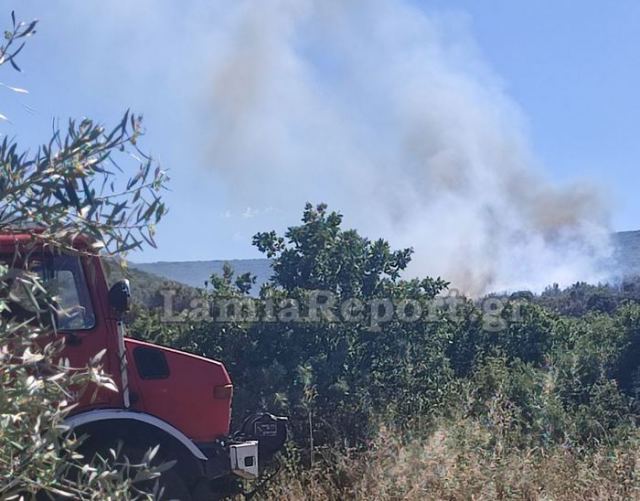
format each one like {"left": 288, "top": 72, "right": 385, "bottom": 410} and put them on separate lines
{"left": 253, "top": 202, "right": 427, "bottom": 298}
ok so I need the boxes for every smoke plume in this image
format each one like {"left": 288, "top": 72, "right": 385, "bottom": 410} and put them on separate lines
{"left": 201, "top": 0, "right": 611, "bottom": 294}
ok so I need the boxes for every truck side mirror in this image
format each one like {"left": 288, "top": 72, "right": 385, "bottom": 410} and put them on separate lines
{"left": 108, "top": 279, "right": 131, "bottom": 317}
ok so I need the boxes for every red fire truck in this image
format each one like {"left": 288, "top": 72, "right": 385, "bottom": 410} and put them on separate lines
{"left": 1, "top": 233, "right": 286, "bottom": 499}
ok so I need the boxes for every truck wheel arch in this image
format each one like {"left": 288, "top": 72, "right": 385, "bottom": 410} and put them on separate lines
{"left": 65, "top": 409, "right": 207, "bottom": 478}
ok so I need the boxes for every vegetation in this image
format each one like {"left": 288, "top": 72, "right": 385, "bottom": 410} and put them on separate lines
{"left": 132, "top": 203, "right": 640, "bottom": 499}
{"left": 0, "top": 11, "right": 169, "bottom": 499}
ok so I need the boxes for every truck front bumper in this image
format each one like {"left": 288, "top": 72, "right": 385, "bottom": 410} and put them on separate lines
{"left": 229, "top": 440, "right": 259, "bottom": 478}
{"left": 197, "top": 411, "right": 287, "bottom": 482}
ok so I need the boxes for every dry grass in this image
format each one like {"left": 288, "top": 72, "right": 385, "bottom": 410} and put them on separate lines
{"left": 263, "top": 420, "right": 640, "bottom": 501}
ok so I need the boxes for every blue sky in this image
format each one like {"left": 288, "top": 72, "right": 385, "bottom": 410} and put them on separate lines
{"left": 2, "top": 1, "right": 638, "bottom": 274}
{"left": 427, "top": 0, "right": 640, "bottom": 197}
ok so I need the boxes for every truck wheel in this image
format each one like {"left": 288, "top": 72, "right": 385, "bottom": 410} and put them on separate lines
{"left": 80, "top": 441, "right": 193, "bottom": 500}
{"left": 153, "top": 467, "right": 193, "bottom": 501}
{"left": 112, "top": 445, "right": 194, "bottom": 501}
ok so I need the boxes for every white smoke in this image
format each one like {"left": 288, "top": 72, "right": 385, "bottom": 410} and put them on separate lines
{"left": 199, "top": 0, "right": 611, "bottom": 295}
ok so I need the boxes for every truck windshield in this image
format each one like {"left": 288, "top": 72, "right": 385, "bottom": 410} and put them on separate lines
{"left": 1, "top": 254, "right": 96, "bottom": 331}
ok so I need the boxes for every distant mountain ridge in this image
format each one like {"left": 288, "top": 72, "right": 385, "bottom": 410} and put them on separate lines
{"left": 130, "top": 258, "right": 273, "bottom": 292}
{"left": 130, "top": 231, "right": 640, "bottom": 292}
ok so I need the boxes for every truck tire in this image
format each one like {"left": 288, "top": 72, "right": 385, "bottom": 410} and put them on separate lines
{"left": 80, "top": 441, "right": 194, "bottom": 500}
{"left": 139, "top": 460, "right": 192, "bottom": 501}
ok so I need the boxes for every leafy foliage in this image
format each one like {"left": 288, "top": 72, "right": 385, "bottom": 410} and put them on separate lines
{"left": 134, "top": 202, "right": 640, "bottom": 479}
{"left": 0, "top": 112, "right": 167, "bottom": 254}
{"left": 0, "top": 11, "right": 37, "bottom": 73}
{"left": 0, "top": 11, "right": 169, "bottom": 499}
{"left": 0, "top": 278, "right": 168, "bottom": 499}
{"left": 254, "top": 203, "right": 420, "bottom": 297}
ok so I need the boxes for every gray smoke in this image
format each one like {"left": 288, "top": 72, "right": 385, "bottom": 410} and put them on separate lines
{"left": 200, "top": 0, "right": 611, "bottom": 295}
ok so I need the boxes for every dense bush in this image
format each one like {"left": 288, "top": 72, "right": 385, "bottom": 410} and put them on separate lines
{"left": 133, "top": 203, "right": 640, "bottom": 478}
{"left": 536, "top": 279, "right": 640, "bottom": 316}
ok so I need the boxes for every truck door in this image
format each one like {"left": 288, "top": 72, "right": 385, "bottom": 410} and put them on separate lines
{"left": 2, "top": 253, "right": 118, "bottom": 409}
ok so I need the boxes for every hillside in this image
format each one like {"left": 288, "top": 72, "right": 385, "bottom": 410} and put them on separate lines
{"left": 130, "top": 258, "right": 272, "bottom": 292}
{"left": 103, "top": 259, "right": 198, "bottom": 309}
